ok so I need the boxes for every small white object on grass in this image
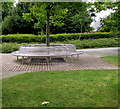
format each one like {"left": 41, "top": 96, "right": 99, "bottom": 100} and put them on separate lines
{"left": 41, "top": 101, "right": 49, "bottom": 105}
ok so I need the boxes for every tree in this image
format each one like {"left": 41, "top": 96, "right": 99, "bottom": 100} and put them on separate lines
{"left": 2, "top": 2, "right": 13, "bottom": 20}
{"left": 99, "top": 2, "right": 119, "bottom": 32}
{"left": 100, "top": 11, "right": 119, "bottom": 32}
{"left": 92, "top": 2, "right": 120, "bottom": 31}
{"left": 23, "top": 2, "right": 68, "bottom": 46}
{"left": 92, "top": 2, "right": 118, "bottom": 12}
{"left": 2, "top": 2, "right": 35, "bottom": 34}
{"left": 71, "top": 11, "right": 92, "bottom": 37}
{"left": 23, "top": 2, "right": 89, "bottom": 46}
{"left": 50, "top": 7, "right": 93, "bottom": 34}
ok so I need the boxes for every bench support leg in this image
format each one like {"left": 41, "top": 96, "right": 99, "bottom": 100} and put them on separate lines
{"left": 45, "top": 57, "right": 49, "bottom": 64}
{"left": 77, "top": 54, "right": 79, "bottom": 60}
{"left": 70, "top": 55, "right": 73, "bottom": 63}
{"left": 17, "top": 56, "right": 19, "bottom": 61}
{"left": 22, "top": 56, "right": 24, "bottom": 64}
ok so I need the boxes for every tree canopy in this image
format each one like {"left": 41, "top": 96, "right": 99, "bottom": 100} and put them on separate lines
{"left": 22, "top": 2, "right": 93, "bottom": 45}
{"left": 2, "top": 2, "right": 35, "bottom": 34}
{"left": 2, "top": 2, "right": 119, "bottom": 40}
{"left": 99, "top": 2, "right": 119, "bottom": 32}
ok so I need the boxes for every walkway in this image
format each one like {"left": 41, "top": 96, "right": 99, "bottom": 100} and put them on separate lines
{"left": 1, "top": 47, "right": 119, "bottom": 79}
{"left": 80, "top": 47, "right": 119, "bottom": 57}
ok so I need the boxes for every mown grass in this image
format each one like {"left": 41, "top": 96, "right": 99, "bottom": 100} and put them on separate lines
{"left": 101, "top": 55, "right": 120, "bottom": 66}
{"left": 2, "top": 70, "right": 118, "bottom": 107}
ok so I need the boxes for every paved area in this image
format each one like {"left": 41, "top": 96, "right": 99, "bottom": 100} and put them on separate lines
{"left": 1, "top": 47, "right": 119, "bottom": 79}
{"left": 79, "top": 47, "right": 119, "bottom": 57}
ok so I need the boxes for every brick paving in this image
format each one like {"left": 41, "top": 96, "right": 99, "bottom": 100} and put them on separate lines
{"left": 1, "top": 53, "right": 119, "bottom": 78}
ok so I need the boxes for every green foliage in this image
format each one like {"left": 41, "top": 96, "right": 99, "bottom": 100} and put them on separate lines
{"left": 22, "top": 2, "right": 69, "bottom": 32}
{"left": 2, "top": 2, "right": 13, "bottom": 20}
{"left": 2, "top": 2, "right": 93, "bottom": 35}
{"left": 1, "top": 32, "right": 119, "bottom": 43}
{"left": 1, "top": 34, "right": 46, "bottom": 43}
{"left": 23, "top": 2, "right": 93, "bottom": 35}
{"left": 68, "top": 38, "right": 119, "bottom": 49}
{"left": 100, "top": 8, "right": 119, "bottom": 32}
{"left": 23, "top": 3, "right": 46, "bottom": 30}
{"left": 71, "top": 10, "right": 92, "bottom": 33}
{"left": 51, "top": 6, "right": 93, "bottom": 34}
{"left": 93, "top": 2, "right": 119, "bottom": 32}
{"left": 1, "top": 38, "right": 119, "bottom": 53}
{"left": 2, "top": 2, "right": 35, "bottom": 35}
{"left": 2, "top": 15, "right": 21, "bottom": 33}
{"left": 90, "top": 2, "right": 119, "bottom": 32}
{"left": 2, "top": 2, "right": 119, "bottom": 35}
{"left": 2, "top": 70, "right": 118, "bottom": 107}
{"left": 93, "top": 2, "right": 118, "bottom": 12}
{"left": 1, "top": 43, "right": 20, "bottom": 53}
{"left": 50, "top": 32, "right": 119, "bottom": 42}
{"left": 1, "top": 43, "right": 31, "bottom": 53}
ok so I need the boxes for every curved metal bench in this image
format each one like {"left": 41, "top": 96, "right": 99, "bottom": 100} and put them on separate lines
{"left": 11, "top": 44, "right": 84, "bottom": 64}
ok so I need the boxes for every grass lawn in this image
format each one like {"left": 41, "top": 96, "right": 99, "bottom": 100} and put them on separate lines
{"left": 101, "top": 55, "right": 119, "bottom": 66}
{"left": 2, "top": 70, "right": 118, "bottom": 107}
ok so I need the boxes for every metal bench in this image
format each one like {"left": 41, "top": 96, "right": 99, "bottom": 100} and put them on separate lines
{"left": 11, "top": 44, "right": 84, "bottom": 64}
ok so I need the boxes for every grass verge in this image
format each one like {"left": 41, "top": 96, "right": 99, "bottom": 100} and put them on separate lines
{"left": 101, "top": 55, "right": 119, "bottom": 66}
{"left": 2, "top": 70, "right": 118, "bottom": 107}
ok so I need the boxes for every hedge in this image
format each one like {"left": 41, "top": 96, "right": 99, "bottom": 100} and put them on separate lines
{"left": 0, "top": 42, "right": 39, "bottom": 53}
{"left": 1, "top": 38, "right": 119, "bottom": 53}
{"left": 67, "top": 38, "right": 119, "bottom": 49}
{"left": 0, "top": 34, "right": 45, "bottom": 43}
{"left": 0, "top": 32, "right": 119, "bottom": 43}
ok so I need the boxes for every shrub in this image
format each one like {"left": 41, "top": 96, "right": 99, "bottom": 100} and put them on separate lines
{"left": 0, "top": 32, "right": 119, "bottom": 43}
{"left": 1, "top": 43, "right": 38, "bottom": 53}
{"left": 1, "top": 34, "right": 46, "bottom": 43}
{"left": 68, "top": 38, "right": 120, "bottom": 49}
{"left": 1, "top": 38, "right": 119, "bottom": 53}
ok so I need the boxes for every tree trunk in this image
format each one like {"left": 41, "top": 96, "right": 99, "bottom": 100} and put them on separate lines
{"left": 79, "top": 24, "right": 83, "bottom": 40}
{"left": 46, "top": 10, "right": 50, "bottom": 46}
{"left": 41, "top": 28, "right": 43, "bottom": 36}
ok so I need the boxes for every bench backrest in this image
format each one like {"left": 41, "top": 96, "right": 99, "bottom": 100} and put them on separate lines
{"left": 19, "top": 44, "right": 77, "bottom": 55}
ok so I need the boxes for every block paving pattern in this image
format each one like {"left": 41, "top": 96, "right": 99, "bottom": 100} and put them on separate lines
{"left": 1, "top": 53, "right": 119, "bottom": 78}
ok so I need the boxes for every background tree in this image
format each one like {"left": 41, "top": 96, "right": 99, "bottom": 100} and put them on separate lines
{"left": 99, "top": 2, "right": 119, "bottom": 32}
{"left": 50, "top": 7, "right": 93, "bottom": 34}
{"left": 2, "top": 2, "right": 35, "bottom": 34}
{"left": 2, "top": 2, "right": 13, "bottom": 20}
{"left": 93, "top": 2, "right": 117, "bottom": 12}
{"left": 71, "top": 11, "right": 92, "bottom": 38}
{"left": 2, "top": 2, "right": 93, "bottom": 36}
{"left": 91, "top": 2, "right": 119, "bottom": 32}
{"left": 100, "top": 11, "right": 119, "bottom": 32}
{"left": 23, "top": 2, "right": 92, "bottom": 46}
